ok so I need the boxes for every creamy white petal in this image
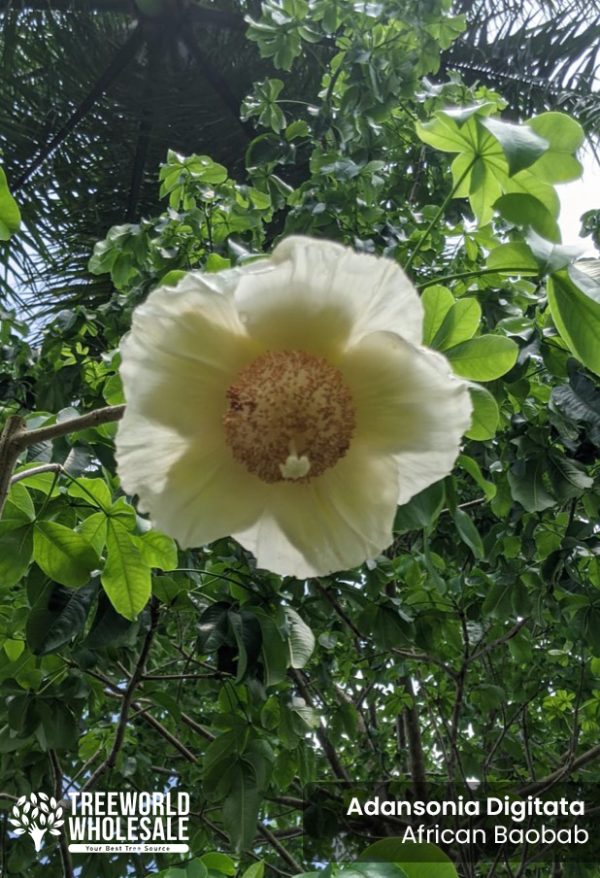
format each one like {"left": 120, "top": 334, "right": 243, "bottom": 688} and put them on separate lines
{"left": 116, "top": 409, "right": 189, "bottom": 512}
{"left": 233, "top": 444, "right": 399, "bottom": 577}
{"left": 341, "top": 330, "right": 473, "bottom": 454}
{"left": 120, "top": 427, "right": 268, "bottom": 546}
{"left": 232, "top": 236, "right": 423, "bottom": 354}
{"left": 395, "top": 449, "right": 460, "bottom": 507}
{"left": 120, "top": 272, "right": 258, "bottom": 438}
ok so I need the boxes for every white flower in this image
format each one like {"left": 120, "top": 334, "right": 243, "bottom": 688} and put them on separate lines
{"left": 116, "top": 236, "right": 472, "bottom": 578}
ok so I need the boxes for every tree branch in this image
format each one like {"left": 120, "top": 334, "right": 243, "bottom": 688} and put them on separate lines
{"left": 80, "top": 598, "right": 160, "bottom": 791}
{"left": 258, "top": 822, "right": 303, "bottom": 874}
{"left": 290, "top": 669, "right": 351, "bottom": 782}
{"left": 519, "top": 742, "right": 600, "bottom": 796}
{"left": 467, "top": 618, "right": 530, "bottom": 665}
{"left": 0, "top": 405, "right": 124, "bottom": 517}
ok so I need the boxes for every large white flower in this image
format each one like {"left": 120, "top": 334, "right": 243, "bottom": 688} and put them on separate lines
{"left": 116, "top": 236, "right": 472, "bottom": 578}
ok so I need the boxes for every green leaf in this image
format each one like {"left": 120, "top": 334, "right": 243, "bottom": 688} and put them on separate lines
{"left": 465, "top": 384, "right": 500, "bottom": 440}
{"left": 421, "top": 284, "right": 454, "bottom": 345}
{"left": 446, "top": 335, "right": 518, "bottom": 381}
{"left": 453, "top": 508, "right": 484, "bottom": 559}
{"left": 222, "top": 762, "right": 259, "bottom": 851}
{"left": 494, "top": 193, "right": 560, "bottom": 242}
{"left": 458, "top": 454, "right": 496, "bottom": 499}
{"left": 242, "top": 862, "right": 264, "bottom": 878}
{"left": 552, "top": 371, "right": 600, "bottom": 444}
{"left": 203, "top": 730, "right": 240, "bottom": 791}
{"left": 3, "top": 639, "right": 24, "bottom": 662}
{"left": 185, "top": 155, "right": 228, "bottom": 184}
{"left": 5, "top": 482, "right": 35, "bottom": 521}
{"left": 199, "top": 853, "right": 236, "bottom": 876}
{"left": 78, "top": 512, "right": 108, "bottom": 555}
{"left": 26, "top": 581, "right": 98, "bottom": 656}
{"left": 0, "top": 166, "right": 21, "bottom": 240}
{"left": 33, "top": 521, "right": 98, "bottom": 588}
{"left": 547, "top": 271, "right": 600, "bottom": 376}
{"left": 255, "top": 610, "right": 288, "bottom": 686}
{"left": 547, "top": 453, "right": 592, "bottom": 501}
{"left": 139, "top": 530, "right": 178, "bottom": 570}
{"left": 508, "top": 459, "right": 555, "bottom": 512}
{"left": 432, "top": 297, "right": 481, "bottom": 351}
{"left": 360, "top": 839, "right": 458, "bottom": 875}
{"left": 569, "top": 259, "right": 600, "bottom": 304}
{"left": 285, "top": 608, "right": 315, "bottom": 668}
{"left": 526, "top": 112, "right": 584, "bottom": 183}
{"left": 480, "top": 116, "right": 548, "bottom": 176}
{"left": 67, "top": 476, "right": 111, "bottom": 510}
{"left": 394, "top": 481, "right": 445, "bottom": 532}
{"left": 338, "top": 865, "right": 408, "bottom": 878}
{"left": 36, "top": 701, "right": 78, "bottom": 750}
{"left": 84, "top": 591, "right": 142, "bottom": 648}
{"left": 0, "top": 520, "right": 33, "bottom": 588}
{"left": 101, "top": 520, "right": 151, "bottom": 620}
{"left": 526, "top": 231, "right": 581, "bottom": 275}
{"left": 486, "top": 243, "right": 539, "bottom": 275}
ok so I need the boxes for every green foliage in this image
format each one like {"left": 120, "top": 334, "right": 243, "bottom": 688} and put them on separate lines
{"left": 0, "top": 3, "right": 599, "bottom": 878}
{"left": 0, "top": 166, "right": 20, "bottom": 241}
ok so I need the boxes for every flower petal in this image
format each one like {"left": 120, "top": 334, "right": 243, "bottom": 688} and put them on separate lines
{"left": 120, "top": 272, "right": 258, "bottom": 438}
{"left": 118, "top": 416, "right": 267, "bottom": 545}
{"left": 233, "top": 444, "right": 399, "bottom": 577}
{"left": 233, "top": 236, "right": 423, "bottom": 354}
{"left": 116, "top": 410, "right": 189, "bottom": 512}
{"left": 341, "top": 330, "right": 472, "bottom": 456}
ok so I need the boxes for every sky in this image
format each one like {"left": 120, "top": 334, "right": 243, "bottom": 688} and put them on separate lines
{"left": 558, "top": 145, "right": 600, "bottom": 254}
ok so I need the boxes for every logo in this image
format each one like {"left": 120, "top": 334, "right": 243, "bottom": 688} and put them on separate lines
{"left": 9, "top": 792, "right": 64, "bottom": 852}
{"left": 7, "top": 790, "right": 190, "bottom": 854}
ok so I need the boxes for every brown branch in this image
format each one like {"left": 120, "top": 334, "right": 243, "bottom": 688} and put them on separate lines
{"left": 290, "top": 669, "right": 351, "bottom": 783}
{"left": 519, "top": 742, "right": 600, "bottom": 796}
{"left": 134, "top": 707, "right": 199, "bottom": 763}
{"left": 10, "top": 463, "right": 64, "bottom": 484}
{"left": 0, "top": 415, "right": 26, "bottom": 517}
{"left": 258, "top": 823, "right": 303, "bottom": 874}
{"left": 0, "top": 405, "right": 125, "bottom": 517}
{"left": 467, "top": 618, "right": 530, "bottom": 665}
{"left": 14, "top": 404, "right": 125, "bottom": 449}
{"left": 81, "top": 598, "right": 160, "bottom": 791}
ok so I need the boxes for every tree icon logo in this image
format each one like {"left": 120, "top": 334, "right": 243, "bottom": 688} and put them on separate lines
{"left": 9, "top": 792, "right": 64, "bottom": 851}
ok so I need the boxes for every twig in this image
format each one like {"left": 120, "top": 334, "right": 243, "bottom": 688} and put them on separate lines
{"left": 258, "top": 822, "right": 303, "bottom": 874}
{"left": 133, "top": 708, "right": 199, "bottom": 763}
{"left": 519, "top": 742, "right": 600, "bottom": 796}
{"left": 80, "top": 597, "right": 159, "bottom": 791}
{"left": 10, "top": 463, "right": 65, "bottom": 484}
{"left": 290, "top": 669, "right": 351, "bottom": 782}
{"left": 467, "top": 618, "right": 530, "bottom": 665}
{"left": 0, "top": 405, "right": 125, "bottom": 517}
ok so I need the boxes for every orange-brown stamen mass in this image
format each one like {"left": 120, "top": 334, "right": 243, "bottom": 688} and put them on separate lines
{"left": 223, "top": 350, "right": 355, "bottom": 483}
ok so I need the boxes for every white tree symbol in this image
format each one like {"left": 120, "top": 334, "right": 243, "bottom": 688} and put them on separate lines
{"left": 8, "top": 792, "right": 64, "bottom": 852}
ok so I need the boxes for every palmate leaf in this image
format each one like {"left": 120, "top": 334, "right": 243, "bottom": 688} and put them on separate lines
{"left": 417, "top": 107, "right": 581, "bottom": 227}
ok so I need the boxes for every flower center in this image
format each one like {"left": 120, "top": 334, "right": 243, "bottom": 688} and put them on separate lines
{"left": 223, "top": 350, "right": 355, "bottom": 483}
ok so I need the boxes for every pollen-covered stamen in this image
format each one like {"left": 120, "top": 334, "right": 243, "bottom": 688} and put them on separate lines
{"left": 223, "top": 350, "right": 356, "bottom": 483}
